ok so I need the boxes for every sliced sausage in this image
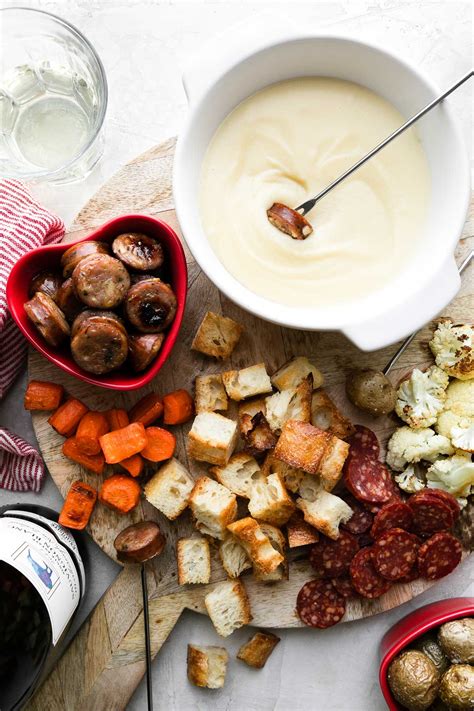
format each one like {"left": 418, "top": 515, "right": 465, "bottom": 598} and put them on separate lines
{"left": 60, "top": 240, "right": 109, "bottom": 278}
{"left": 72, "top": 254, "right": 131, "bottom": 309}
{"left": 124, "top": 278, "right": 177, "bottom": 333}
{"left": 24, "top": 292, "right": 70, "bottom": 347}
{"left": 56, "top": 277, "right": 84, "bottom": 321}
{"left": 71, "top": 319, "right": 128, "bottom": 374}
{"left": 71, "top": 310, "right": 126, "bottom": 338}
{"left": 114, "top": 521, "right": 165, "bottom": 563}
{"left": 112, "top": 233, "right": 164, "bottom": 271}
{"left": 29, "top": 271, "right": 62, "bottom": 302}
{"left": 129, "top": 333, "right": 165, "bottom": 371}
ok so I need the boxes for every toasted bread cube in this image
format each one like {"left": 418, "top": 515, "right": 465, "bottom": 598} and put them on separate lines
{"left": 311, "top": 390, "right": 355, "bottom": 440}
{"left": 265, "top": 374, "right": 312, "bottom": 433}
{"left": 237, "top": 631, "right": 280, "bottom": 669}
{"left": 271, "top": 357, "right": 323, "bottom": 391}
{"left": 144, "top": 458, "right": 194, "bottom": 520}
{"left": 195, "top": 374, "right": 228, "bottom": 413}
{"left": 238, "top": 397, "right": 266, "bottom": 436}
{"left": 177, "top": 538, "right": 211, "bottom": 585}
{"left": 188, "top": 412, "right": 238, "bottom": 466}
{"left": 210, "top": 453, "right": 263, "bottom": 498}
{"left": 297, "top": 472, "right": 322, "bottom": 502}
{"left": 189, "top": 476, "right": 237, "bottom": 539}
{"left": 297, "top": 489, "right": 352, "bottom": 540}
{"left": 192, "top": 311, "right": 243, "bottom": 360}
{"left": 241, "top": 412, "right": 277, "bottom": 456}
{"left": 261, "top": 454, "right": 304, "bottom": 494}
{"left": 319, "top": 436, "right": 350, "bottom": 492}
{"left": 254, "top": 524, "right": 288, "bottom": 582}
{"left": 219, "top": 535, "right": 252, "bottom": 578}
{"left": 286, "top": 511, "right": 319, "bottom": 548}
{"left": 222, "top": 364, "right": 272, "bottom": 402}
{"left": 204, "top": 579, "right": 252, "bottom": 637}
{"left": 187, "top": 644, "right": 228, "bottom": 688}
{"left": 274, "top": 420, "right": 332, "bottom": 474}
{"left": 248, "top": 473, "right": 295, "bottom": 526}
{"left": 227, "top": 517, "right": 283, "bottom": 575}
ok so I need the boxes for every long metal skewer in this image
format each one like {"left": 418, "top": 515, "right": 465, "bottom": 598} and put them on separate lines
{"left": 383, "top": 251, "right": 473, "bottom": 375}
{"left": 141, "top": 564, "right": 154, "bottom": 711}
{"left": 296, "top": 71, "right": 473, "bottom": 216}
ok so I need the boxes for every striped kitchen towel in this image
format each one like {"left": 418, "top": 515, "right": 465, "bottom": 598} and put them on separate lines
{"left": 0, "top": 428, "right": 45, "bottom": 492}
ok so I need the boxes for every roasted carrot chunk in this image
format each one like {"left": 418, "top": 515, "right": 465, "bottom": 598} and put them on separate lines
{"left": 141, "top": 427, "right": 176, "bottom": 462}
{"left": 105, "top": 408, "right": 129, "bottom": 431}
{"left": 163, "top": 389, "right": 194, "bottom": 425}
{"left": 129, "top": 393, "right": 163, "bottom": 426}
{"left": 58, "top": 480, "right": 97, "bottom": 530}
{"left": 99, "top": 422, "right": 147, "bottom": 464}
{"left": 62, "top": 438, "right": 105, "bottom": 475}
{"left": 48, "top": 398, "right": 89, "bottom": 437}
{"left": 119, "top": 454, "right": 144, "bottom": 478}
{"left": 98, "top": 474, "right": 141, "bottom": 514}
{"left": 24, "top": 380, "right": 64, "bottom": 411}
{"left": 75, "top": 411, "right": 109, "bottom": 455}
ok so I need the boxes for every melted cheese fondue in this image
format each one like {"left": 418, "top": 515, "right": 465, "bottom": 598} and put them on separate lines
{"left": 199, "top": 77, "right": 430, "bottom": 308}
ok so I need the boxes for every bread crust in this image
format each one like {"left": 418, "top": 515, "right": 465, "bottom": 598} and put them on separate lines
{"left": 192, "top": 311, "right": 243, "bottom": 359}
{"left": 237, "top": 632, "right": 280, "bottom": 668}
{"left": 227, "top": 517, "right": 283, "bottom": 574}
{"left": 274, "top": 420, "right": 331, "bottom": 473}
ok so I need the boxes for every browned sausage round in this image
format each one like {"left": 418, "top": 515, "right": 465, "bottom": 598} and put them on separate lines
{"left": 124, "top": 278, "right": 177, "bottom": 333}
{"left": 71, "top": 310, "right": 126, "bottom": 339}
{"left": 71, "top": 319, "right": 128, "bottom": 374}
{"left": 24, "top": 292, "right": 70, "bottom": 347}
{"left": 56, "top": 277, "right": 84, "bottom": 321}
{"left": 113, "top": 522, "right": 165, "bottom": 563}
{"left": 72, "top": 254, "right": 131, "bottom": 309}
{"left": 112, "top": 233, "right": 164, "bottom": 271}
{"left": 130, "top": 273, "right": 160, "bottom": 285}
{"left": 129, "top": 333, "right": 165, "bottom": 372}
{"left": 60, "top": 240, "right": 109, "bottom": 278}
{"left": 29, "top": 271, "right": 62, "bottom": 302}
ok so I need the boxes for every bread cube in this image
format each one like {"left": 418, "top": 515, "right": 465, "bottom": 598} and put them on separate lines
{"left": 261, "top": 453, "right": 304, "bottom": 493}
{"left": 187, "top": 644, "right": 228, "bottom": 688}
{"left": 144, "top": 458, "right": 194, "bottom": 520}
{"left": 188, "top": 412, "right": 238, "bottom": 466}
{"left": 318, "top": 436, "right": 350, "bottom": 491}
{"left": 204, "top": 579, "right": 252, "bottom": 637}
{"left": 297, "top": 472, "right": 322, "bottom": 502}
{"left": 189, "top": 476, "right": 237, "bottom": 539}
{"left": 265, "top": 374, "right": 312, "bottom": 432}
{"left": 192, "top": 311, "right": 243, "bottom": 359}
{"left": 219, "top": 535, "right": 252, "bottom": 578}
{"left": 274, "top": 420, "right": 332, "bottom": 474}
{"left": 177, "top": 538, "right": 211, "bottom": 585}
{"left": 210, "top": 453, "right": 263, "bottom": 498}
{"left": 240, "top": 412, "right": 277, "bottom": 456}
{"left": 254, "top": 524, "right": 288, "bottom": 582}
{"left": 311, "top": 390, "right": 355, "bottom": 440}
{"left": 237, "top": 632, "right": 280, "bottom": 669}
{"left": 238, "top": 397, "right": 266, "bottom": 434}
{"left": 271, "top": 356, "right": 323, "bottom": 391}
{"left": 195, "top": 374, "right": 228, "bottom": 413}
{"left": 222, "top": 363, "right": 272, "bottom": 401}
{"left": 297, "top": 489, "right": 352, "bottom": 540}
{"left": 286, "top": 512, "right": 319, "bottom": 548}
{"left": 227, "top": 517, "right": 283, "bottom": 575}
{"left": 248, "top": 473, "right": 295, "bottom": 526}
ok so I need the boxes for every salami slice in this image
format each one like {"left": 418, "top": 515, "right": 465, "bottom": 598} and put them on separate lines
{"left": 350, "top": 547, "right": 392, "bottom": 599}
{"left": 418, "top": 532, "right": 462, "bottom": 580}
{"left": 370, "top": 502, "right": 414, "bottom": 539}
{"left": 372, "top": 528, "right": 419, "bottom": 581}
{"left": 347, "top": 425, "right": 380, "bottom": 459}
{"left": 416, "top": 488, "right": 461, "bottom": 520}
{"left": 408, "top": 495, "right": 454, "bottom": 534}
{"left": 309, "top": 531, "right": 359, "bottom": 578}
{"left": 397, "top": 562, "right": 419, "bottom": 584}
{"left": 345, "top": 454, "right": 393, "bottom": 504}
{"left": 296, "top": 579, "right": 346, "bottom": 628}
{"left": 357, "top": 533, "right": 374, "bottom": 548}
{"left": 331, "top": 576, "right": 356, "bottom": 599}
{"left": 341, "top": 494, "right": 374, "bottom": 535}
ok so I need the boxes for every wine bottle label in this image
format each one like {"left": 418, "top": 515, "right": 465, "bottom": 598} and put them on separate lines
{"left": 0, "top": 517, "right": 81, "bottom": 645}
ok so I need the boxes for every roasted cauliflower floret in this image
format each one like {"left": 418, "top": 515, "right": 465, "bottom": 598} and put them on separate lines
{"left": 426, "top": 454, "right": 474, "bottom": 499}
{"left": 429, "top": 321, "right": 474, "bottom": 380}
{"left": 444, "top": 379, "right": 474, "bottom": 416}
{"left": 436, "top": 409, "right": 474, "bottom": 453}
{"left": 394, "top": 463, "right": 427, "bottom": 493}
{"left": 386, "top": 426, "right": 454, "bottom": 471}
{"left": 395, "top": 365, "right": 449, "bottom": 428}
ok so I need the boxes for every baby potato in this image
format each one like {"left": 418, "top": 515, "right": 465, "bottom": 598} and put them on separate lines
{"left": 345, "top": 368, "right": 396, "bottom": 417}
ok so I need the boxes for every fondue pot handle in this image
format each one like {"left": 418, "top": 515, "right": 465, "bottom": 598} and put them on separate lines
{"left": 342, "top": 257, "right": 461, "bottom": 351}
{"left": 182, "top": 11, "right": 299, "bottom": 106}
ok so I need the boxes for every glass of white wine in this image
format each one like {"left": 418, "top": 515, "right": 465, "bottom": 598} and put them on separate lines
{"left": 0, "top": 8, "right": 107, "bottom": 183}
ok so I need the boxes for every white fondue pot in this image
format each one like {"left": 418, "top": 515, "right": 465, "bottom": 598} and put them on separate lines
{"left": 173, "top": 15, "right": 470, "bottom": 351}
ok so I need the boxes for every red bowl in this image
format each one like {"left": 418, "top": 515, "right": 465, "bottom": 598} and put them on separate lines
{"left": 379, "top": 597, "right": 474, "bottom": 710}
{"left": 6, "top": 214, "right": 187, "bottom": 390}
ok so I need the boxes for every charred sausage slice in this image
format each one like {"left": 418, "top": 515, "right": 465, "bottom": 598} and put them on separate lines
{"left": 124, "top": 278, "right": 177, "bottom": 333}
{"left": 29, "top": 271, "right": 62, "bottom": 302}
{"left": 113, "top": 521, "right": 165, "bottom": 564}
{"left": 56, "top": 277, "right": 84, "bottom": 321}
{"left": 61, "top": 240, "right": 109, "bottom": 278}
{"left": 71, "top": 319, "right": 128, "bottom": 374}
{"left": 71, "top": 310, "right": 127, "bottom": 339}
{"left": 24, "top": 292, "right": 70, "bottom": 347}
{"left": 72, "top": 254, "right": 131, "bottom": 309}
{"left": 112, "top": 233, "right": 164, "bottom": 271}
{"left": 128, "top": 333, "right": 165, "bottom": 372}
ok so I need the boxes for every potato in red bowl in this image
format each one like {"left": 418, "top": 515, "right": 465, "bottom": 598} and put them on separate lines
{"left": 6, "top": 214, "right": 187, "bottom": 390}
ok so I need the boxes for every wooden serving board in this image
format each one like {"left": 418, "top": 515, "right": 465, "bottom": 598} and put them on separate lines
{"left": 26, "top": 138, "right": 473, "bottom": 711}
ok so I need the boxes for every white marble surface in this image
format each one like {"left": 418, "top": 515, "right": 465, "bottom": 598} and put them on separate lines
{"left": 3, "top": 1, "right": 473, "bottom": 709}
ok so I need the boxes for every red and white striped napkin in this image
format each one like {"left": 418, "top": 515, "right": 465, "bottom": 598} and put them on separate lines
{"left": 0, "top": 179, "right": 65, "bottom": 490}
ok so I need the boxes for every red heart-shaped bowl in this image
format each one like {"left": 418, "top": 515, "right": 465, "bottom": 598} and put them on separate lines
{"left": 6, "top": 214, "right": 187, "bottom": 390}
